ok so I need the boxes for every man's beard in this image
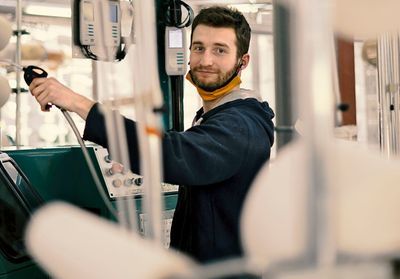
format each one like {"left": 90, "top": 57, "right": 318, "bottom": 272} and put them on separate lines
{"left": 191, "top": 66, "right": 237, "bottom": 92}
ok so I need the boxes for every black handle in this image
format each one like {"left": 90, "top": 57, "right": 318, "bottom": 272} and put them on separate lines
{"left": 23, "top": 65, "right": 52, "bottom": 110}
{"left": 23, "top": 65, "right": 48, "bottom": 85}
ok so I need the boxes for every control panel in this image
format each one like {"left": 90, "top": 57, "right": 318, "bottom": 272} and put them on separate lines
{"left": 165, "top": 26, "right": 187, "bottom": 75}
{"left": 93, "top": 147, "right": 178, "bottom": 198}
{"left": 79, "top": 0, "right": 121, "bottom": 47}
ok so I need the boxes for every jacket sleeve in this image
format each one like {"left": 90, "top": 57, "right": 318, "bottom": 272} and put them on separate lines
{"left": 161, "top": 113, "right": 249, "bottom": 185}
{"left": 83, "top": 103, "right": 141, "bottom": 173}
{"left": 83, "top": 103, "right": 249, "bottom": 186}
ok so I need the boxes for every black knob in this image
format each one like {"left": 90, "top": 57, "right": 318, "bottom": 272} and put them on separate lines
{"left": 134, "top": 177, "right": 143, "bottom": 186}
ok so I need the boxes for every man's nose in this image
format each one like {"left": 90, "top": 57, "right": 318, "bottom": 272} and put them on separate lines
{"left": 199, "top": 50, "right": 213, "bottom": 66}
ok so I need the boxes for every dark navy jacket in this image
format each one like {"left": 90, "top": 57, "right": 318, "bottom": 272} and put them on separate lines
{"left": 83, "top": 98, "right": 274, "bottom": 263}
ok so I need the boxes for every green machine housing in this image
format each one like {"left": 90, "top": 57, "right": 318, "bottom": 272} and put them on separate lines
{"left": 0, "top": 146, "right": 178, "bottom": 278}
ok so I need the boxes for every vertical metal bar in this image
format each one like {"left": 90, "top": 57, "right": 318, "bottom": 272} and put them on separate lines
{"left": 383, "top": 35, "right": 389, "bottom": 154}
{"left": 273, "top": 1, "right": 295, "bottom": 150}
{"left": 393, "top": 32, "right": 400, "bottom": 155}
{"left": 382, "top": 35, "right": 388, "bottom": 152}
{"left": 378, "top": 35, "right": 390, "bottom": 156}
{"left": 133, "top": 0, "right": 164, "bottom": 245}
{"left": 388, "top": 34, "right": 394, "bottom": 154}
{"left": 15, "top": 0, "right": 22, "bottom": 148}
{"left": 392, "top": 34, "right": 400, "bottom": 154}
{"left": 377, "top": 37, "right": 383, "bottom": 151}
{"left": 384, "top": 34, "right": 391, "bottom": 155}
{"left": 388, "top": 35, "right": 395, "bottom": 154}
{"left": 252, "top": 34, "right": 261, "bottom": 98}
{"left": 331, "top": 37, "right": 343, "bottom": 126}
{"left": 293, "top": 0, "right": 336, "bottom": 268}
{"left": 91, "top": 61, "right": 99, "bottom": 101}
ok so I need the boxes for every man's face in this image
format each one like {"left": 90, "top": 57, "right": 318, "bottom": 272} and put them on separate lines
{"left": 189, "top": 25, "right": 239, "bottom": 91}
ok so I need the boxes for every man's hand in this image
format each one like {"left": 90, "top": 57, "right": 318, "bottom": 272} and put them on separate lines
{"left": 29, "top": 77, "right": 95, "bottom": 120}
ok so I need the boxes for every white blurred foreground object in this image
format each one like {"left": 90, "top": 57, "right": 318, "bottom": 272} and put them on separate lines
{"left": 0, "top": 17, "right": 12, "bottom": 51}
{"left": 25, "top": 202, "right": 194, "bottom": 279}
{"left": 333, "top": 0, "right": 400, "bottom": 39}
{"left": 0, "top": 76, "right": 11, "bottom": 108}
{"left": 241, "top": 140, "right": 309, "bottom": 268}
{"left": 241, "top": 139, "right": 400, "bottom": 268}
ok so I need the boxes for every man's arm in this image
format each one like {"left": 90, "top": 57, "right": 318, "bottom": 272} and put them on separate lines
{"left": 29, "top": 77, "right": 95, "bottom": 120}
{"left": 83, "top": 106, "right": 251, "bottom": 185}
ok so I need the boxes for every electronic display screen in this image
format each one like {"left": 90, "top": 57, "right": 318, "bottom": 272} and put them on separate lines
{"left": 169, "top": 29, "right": 183, "bottom": 49}
{"left": 109, "top": 3, "right": 118, "bottom": 23}
{"left": 82, "top": 2, "right": 94, "bottom": 21}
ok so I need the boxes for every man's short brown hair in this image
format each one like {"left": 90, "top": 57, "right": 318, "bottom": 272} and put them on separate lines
{"left": 190, "top": 6, "right": 251, "bottom": 59}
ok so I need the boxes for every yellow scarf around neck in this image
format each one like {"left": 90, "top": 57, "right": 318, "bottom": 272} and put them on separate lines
{"left": 186, "top": 72, "right": 242, "bottom": 101}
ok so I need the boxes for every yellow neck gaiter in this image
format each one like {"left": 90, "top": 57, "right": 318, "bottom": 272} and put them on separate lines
{"left": 186, "top": 72, "right": 242, "bottom": 101}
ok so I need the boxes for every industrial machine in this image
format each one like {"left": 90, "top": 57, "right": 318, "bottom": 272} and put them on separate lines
{"left": 6, "top": 146, "right": 178, "bottom": 239}
{"left": 0, "top": 146, "right": 178, "bottom": 278}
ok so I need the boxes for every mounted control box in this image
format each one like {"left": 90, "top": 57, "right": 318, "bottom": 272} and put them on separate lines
{"left": 78, "top": 0, "right": 121, "bottom": 46}
{"left": 93, "top": 147, "right": 178, "bottom": 199}
{"left": 165, "top": 26, "right": 187, "bottom": 75}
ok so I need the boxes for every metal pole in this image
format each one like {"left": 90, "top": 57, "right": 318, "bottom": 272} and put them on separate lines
{"left": 396, "top": 34, "right": 400, "bottom": 153}
{"left": 294, "top": 0, "right": 336, "bottom": 267}
{"left": 273, "top": 1, "right": 295, "bottom": 150}
{"left": 15, "top": 0, "right": 22, "bottom": 148}
{"left": 377, "top": 36, "right": 385, "bottom": 153}
{"left": 392, "top": 34, "right": 400, "bottom": 154}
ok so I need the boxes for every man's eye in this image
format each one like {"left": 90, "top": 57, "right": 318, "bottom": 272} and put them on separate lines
{"left": 192, "top": 46, "right": 204, "bottom": 52}
{"left": 215, "top": 48, "right": 226, "bottom": 54}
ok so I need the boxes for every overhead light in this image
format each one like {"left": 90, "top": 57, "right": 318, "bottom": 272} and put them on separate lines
{"left": 228, "top": 4, "right": 272, "bottom": 14}
{"left": 24, "top": 4, "right": 71, "bottom": 18}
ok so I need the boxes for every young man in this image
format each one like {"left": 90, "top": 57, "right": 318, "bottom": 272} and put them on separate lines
{"left": 29, "top": 6, "right": 274, "bottom": 264}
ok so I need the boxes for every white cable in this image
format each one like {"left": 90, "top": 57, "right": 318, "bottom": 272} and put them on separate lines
{"left": 61, "top": 109, "right": 118, "bottom": 219}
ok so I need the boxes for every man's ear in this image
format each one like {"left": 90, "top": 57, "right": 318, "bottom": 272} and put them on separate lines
{"left": 239, "top": 54, "right": 250, "bottom": 70}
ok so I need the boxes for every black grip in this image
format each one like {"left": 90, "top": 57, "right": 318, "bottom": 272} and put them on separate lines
{"left": 23, "top": 65, "right": 52, "bottom": 110}
{"left": 23, "top": 65, "right": 48, "bottom": 85}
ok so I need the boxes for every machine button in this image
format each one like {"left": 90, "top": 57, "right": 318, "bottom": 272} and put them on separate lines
{"left": 105, "top": 162, "right": 124, "bottom": 176}
{"left": 104, "top": 155, "right": 112, "bottom": 163}
{"left": 112, "top": 179, "right": 122, "bottom": 188}
{"left": 124, "top": 178, "right": 135, "bottom": 186}
{"left": 134, "top": 177, "right": 143, "bottom": 186}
